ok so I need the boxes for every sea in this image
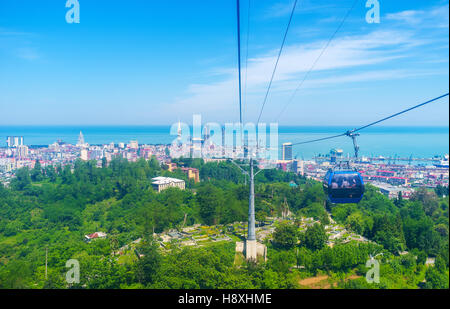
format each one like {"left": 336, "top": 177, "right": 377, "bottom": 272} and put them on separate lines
{"left": 0, "top": 126, "right": 448, "bottom": 161}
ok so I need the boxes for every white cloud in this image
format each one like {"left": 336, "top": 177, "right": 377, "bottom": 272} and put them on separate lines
{"left": 154, "top": 4, "right": 449, "bottom": 124}
{"left": 245, "top": 30, "right": 416, "bottom": 84}
{"left": 161, "top": 28, "right": 431, "bottom": 122}
{"left": 275, "top": 69, "right": 448, "bottom": 91}
{"left": 0, "top": 27, "right": 40, "bottom": 60}
{"left": 385, "top": 10, "right": 423, "bottom": 25}
{"left": 385, "top": 4, "right": 449, "bottom": 28}
{"left": 16, "top": 47, "right": 39, "bottom": 60}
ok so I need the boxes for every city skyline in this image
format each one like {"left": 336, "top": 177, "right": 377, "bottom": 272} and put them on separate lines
{"left": 0, "top": 0, "right": 449, "bottom": 126}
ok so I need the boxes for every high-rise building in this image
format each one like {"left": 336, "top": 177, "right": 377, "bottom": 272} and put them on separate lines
{"left": 7, "top": 136, "right": 23, "bottom": 148}
{"left": 191, "top": 137, "right": 202, "bottom": 158}
{"left": 222, "top": 126, "right": 226, "bottom": 156}
{"left": 129, "top": 140, "right": 139, "bottom": 149}
{"left": 176, "top": 121, "right": 183, "bottom": 145}
{"left": 203, "top": 124, "right": 210, "bottom": 141}
{"left": 330, "top": 148, "right": 343, "bottom": 163}
{"left": 291, "top": 159, "right": 299, "bottom": 173}
{"left": 299, "top": 160, "right": 304, "bottom": 176}
{"left": 77, "top": 131, "right": 86, "bottom": 147}
{"left": 80, "top": 149, "right": 89, "bottom": 161}
{"left": 243, "top": 131, "right": 248, "bottom": 159}
{"left": 177, "top": 121, "right": 182, "bottom": 138}
{"left": 16, "top": 145, "right": 28, "bottom": 158}
{"left": 282, "top": 143, "right": 293, "bottom": 161}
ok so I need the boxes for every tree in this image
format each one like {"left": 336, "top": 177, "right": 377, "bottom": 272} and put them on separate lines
{"left": 299, "top": 202, "right": 328, "bottom": 223}
{"left": 262, "top": 269, "right": 281, "bottom": 288}
{"left": 346, "top": 212, "right": 365, "bottom": 235}
{"left": 31, "top": 160, "right": 43, "bottom": 182}
{"left": 410, "top": 188, "right": 439, "bottom": 217}
{"left": 196, "top": 184, "right": 224, "bottom": 225}
{"left": 256, "top": 211, "right": 267, "bottom": 226}
{"left": 434, "top": 185, "right": 449, "bottom": 197}
{"left": 372, "top": 214, "right": 405, "bottom": 254}
{"left": 135, "top": 241, "right": 161, "bottom": 286}
{"left": 296, "top": 247, "right": 313, "bottom": 270}
{"left": 11, "top": 168, "right": 31, "bottom": 190}
{"left": 45, "top": 166, "right": 57, "bottom": 182}
{"left": 269, "top": 251, "right": 296, "bottom": 274}
{"left": 148, "top": 156, "right": 161, "bottom": 173}
{"left": 101, "top": 157, "right": 107, "bottom": 169}
{"left": 400, "top": 253, "right": 416, "bottom": 270}
{"left": 273, "top": 223, "right": 298, "bottom": 249}
{"left": 415, "top": 250, "right": 427, "bottom": 265}
{"left": 0, "top": 260, "right": 33, "bottom": 288}
{"left": 435, "top": 255, "right": 447, "bottom": 273}
{"left": 424, "top": 267, "right": 449, "bottom": 289}
{"left": 394, "top": 191, "right": 404, "bottom": 207}
{"left": 304, "top": 223, "right": 327, "bottom": 251}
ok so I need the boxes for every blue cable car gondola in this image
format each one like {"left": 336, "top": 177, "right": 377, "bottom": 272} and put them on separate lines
{"left": 323, "top": 169, "right": 365, "bottom": 203}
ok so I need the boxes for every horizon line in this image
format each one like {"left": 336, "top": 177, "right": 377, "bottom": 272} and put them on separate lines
{"left": 0, "top": 124, "right": 449, "bottom": 128}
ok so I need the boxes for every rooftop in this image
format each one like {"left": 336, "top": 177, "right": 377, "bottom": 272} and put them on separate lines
{"left": 152, "top": 176, "right": 184, "bottom": 185}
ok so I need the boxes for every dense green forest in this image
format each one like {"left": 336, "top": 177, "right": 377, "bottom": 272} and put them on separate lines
{"left": 0, "top": 157, "right": 448, "bottom": 289}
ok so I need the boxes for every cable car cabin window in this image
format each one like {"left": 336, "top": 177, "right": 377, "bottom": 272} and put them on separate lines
{"left": 327, "top": 172, "right": 364, "bottom": 203}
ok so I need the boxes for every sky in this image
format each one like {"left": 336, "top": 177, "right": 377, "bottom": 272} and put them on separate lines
{"left": 0, "top": 0, "right": 449, "bottom": 126}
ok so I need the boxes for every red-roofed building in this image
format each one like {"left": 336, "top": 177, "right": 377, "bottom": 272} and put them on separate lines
{"left": 180, "top": 167, "right": 200, "bottom": 183}
{"left": 85, "top": 232, "right": 107, "bottom": 242}
{"left": 377, "top": 170, "right": 396, "bottom": 177}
